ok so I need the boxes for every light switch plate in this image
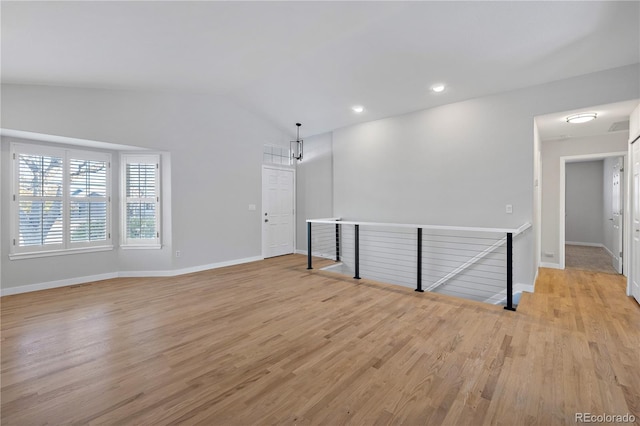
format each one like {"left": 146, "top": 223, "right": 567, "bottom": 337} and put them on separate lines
{"left": 249, "top": 204, "right": 256, "bottom": 211}
{"left": 506, "top": 204, "right": 513, "bottom": 214}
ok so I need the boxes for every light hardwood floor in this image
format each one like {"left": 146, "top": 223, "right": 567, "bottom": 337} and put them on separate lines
{"left": 1, "top": 255, "right": 639, "bottom": 425}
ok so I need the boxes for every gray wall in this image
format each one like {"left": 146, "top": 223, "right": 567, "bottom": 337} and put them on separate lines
{"left": 2, "top": 64, "right": 639, "bottom": 291}
{"left": 565, "top": 161, "right": 604, "bottom": 245}
{"left": 295, "top": 132, "right": 333, "bottom": 251}
{"left": 333, "top": 64, "right": 639, "bottom": 287}
{"left": 541, "top": 133, "right": 628, "bottom": 266}
{"left": 1, "top": 84, "right": 290, "bottom": 290}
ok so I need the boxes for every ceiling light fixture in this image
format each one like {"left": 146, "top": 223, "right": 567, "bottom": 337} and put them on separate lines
{"left": 290, "top": 123, "right": 303, "bottom": 161}
{"left": 431, "top": 84, "right": 445, "bottom": 93}
{"left": 566, "top": 112, "right": 597, "bottom": 124}
{"left": 352, "top": 105, "right": 364, "bottom": 113}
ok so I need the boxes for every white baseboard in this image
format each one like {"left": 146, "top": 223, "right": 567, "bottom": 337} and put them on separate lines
{"left": 515, "top": 282, "right": 535, "bottom": 293}
{"left": 602, "top": 245, "right": 615, "bottom": 259}
{"left": 483, "top": 282, "right": 534, "bottom": 305}
{"left": 1, "top": 272, "right": 119, "bottom": 296}
{"left": 565, "top": 241, "right": 604, "bottom": 248}
{"left": 170, "top": 256, "right": 264, "bottom": 276}
{"left": 295, "top": 249, "right": 337, "bottom": 260}
{"left": 2, "top": 256, "right": 265, "bottom": 296}
{"left": 117, "top": 270, "right": 174, "bottom": 278}
{"left": 540, "top": 262, "right": 562, "bottom": 269}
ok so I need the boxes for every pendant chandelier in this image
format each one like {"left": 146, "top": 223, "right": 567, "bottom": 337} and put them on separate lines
{"left": 290, "top": 123, "right": 303, "bottom": 161}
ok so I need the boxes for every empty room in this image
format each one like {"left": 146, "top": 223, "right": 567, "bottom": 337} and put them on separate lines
{"left": 1, "top": 1, "right": 639, "bottom": 425}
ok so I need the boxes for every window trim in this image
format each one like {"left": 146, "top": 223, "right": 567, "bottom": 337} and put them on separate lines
{"left": 9, "top": 245, "right": 114, "bottom": 261}
{"left": 120, "top": 153, "right": 161, "bottom": 249}
{"left": 10, "top": 142, "right": 113, "bottom": 259}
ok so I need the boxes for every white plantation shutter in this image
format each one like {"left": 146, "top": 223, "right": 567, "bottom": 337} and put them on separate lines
{"left": 17, "top": 151, "right": 64, "bottom": 248}
{"left": 122, "top": 154, "right": 160, "bottom": 247}
{"left": 11, "top": 144, "right": 112, "bottom": 257}
{"left": 69, "top": 157, "right": 109, "bottom": 245}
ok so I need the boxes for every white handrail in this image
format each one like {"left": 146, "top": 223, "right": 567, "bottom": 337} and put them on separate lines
{"left": 307, "top": 218, "right": 531, "bottom": 236}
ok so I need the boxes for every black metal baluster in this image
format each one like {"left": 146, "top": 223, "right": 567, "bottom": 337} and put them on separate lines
{"left": 416, "top": 228, "right": 424, "bottom": 292}
{"left": 354, "top": 224, "right": 360, "bottom": 279}
{"left": 335, "top": 223, "right": 340, "bottom": 262}
{"left": 504, "top": 232, "right": 515, "bottom": 311}
{"left": 307, "top": 222, "right": 312, "bottom": 270}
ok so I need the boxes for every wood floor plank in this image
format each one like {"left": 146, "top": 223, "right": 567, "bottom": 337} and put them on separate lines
{"left": 2, "top": 257, "right": 639, "bottom": 425}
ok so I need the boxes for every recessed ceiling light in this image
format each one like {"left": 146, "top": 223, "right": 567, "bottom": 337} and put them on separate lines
{"left": 431, "top": 84, "right": 446, "bottom": 93}
{"left": 352, "top": 105, "right": 364, "bottom": 113}
{"left": 566, "top": 112, "right": 597, "bottom": 124}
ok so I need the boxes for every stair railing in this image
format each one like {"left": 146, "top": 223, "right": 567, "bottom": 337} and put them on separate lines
{"left": 306, "top": 219, "right": 531, "bottom": 311}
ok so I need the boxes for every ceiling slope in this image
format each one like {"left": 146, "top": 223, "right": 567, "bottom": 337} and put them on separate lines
{"left": 2, "top": 1, "right": 639, "bottom": 135}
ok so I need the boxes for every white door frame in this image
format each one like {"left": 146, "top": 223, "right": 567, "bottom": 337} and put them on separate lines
{"left": 559, "top": 151, "right": 628, "bottom": 271}
{"left": 629, "top": 139, "right": 639, "bottom": 299}
{"left": 611, "top": 159, "right": 624, "bottom": 274}
{"left": 536, "top": 149, "right": 542, "bottom": 269}
{"left": 261, "top": 165, "right": 296, "bottom": 259}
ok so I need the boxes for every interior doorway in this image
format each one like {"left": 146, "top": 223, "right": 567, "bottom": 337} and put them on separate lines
{"left": 559, "top": 152, "right": 627, "bottom": 273}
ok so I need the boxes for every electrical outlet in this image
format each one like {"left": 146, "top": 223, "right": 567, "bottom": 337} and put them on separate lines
{"left": 544, "top": 252, "right": 554, "bottom": 258}
{"left": 249, "top": 204, "right": 256, "bottom": 211}
{"left": 176, "top": 250, "right": 181, "bottom": 258}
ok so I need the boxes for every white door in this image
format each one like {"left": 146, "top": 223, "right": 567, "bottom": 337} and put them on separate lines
{"left": 262, "top": 166, "right": 295, "bottom": 258}
{"left": 632, "top": 141, "right": 640, "bottom": 304}
{"left": 611, "top": 159, "right": 623, "bottom": 273}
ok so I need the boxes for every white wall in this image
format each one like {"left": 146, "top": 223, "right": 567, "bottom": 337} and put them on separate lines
{"left": 541, "top": 133, "right": 628, "bottom": 266}
{"left": 1, "top": 84, "right": 290, "bottom": 291}
{"left": 333, "top": 64, "right": 639, "bottom": 287}
{"left": 295, "top": 132, "right": 333, "bottom": 251}
{"left": 565, "top": 161, "right": 604, "bottom": 245}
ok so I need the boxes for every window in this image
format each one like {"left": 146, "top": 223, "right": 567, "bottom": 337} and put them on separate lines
{"left": 263, "top": 144, "right": 292, "bottom": 166}
{"left": 121, "top": 154, "right": 161, "bottom": 248}
{"left": 11, "top": 143, "right": 112, "bottom": 258}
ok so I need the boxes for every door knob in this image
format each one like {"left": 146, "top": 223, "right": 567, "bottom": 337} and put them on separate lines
{"left": 265, "top": 219, "right": 269, "bottom": 222}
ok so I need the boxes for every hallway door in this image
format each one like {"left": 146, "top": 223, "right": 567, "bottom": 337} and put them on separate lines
{"left": 612, "top": 159, "right": 623, "bottom": 273}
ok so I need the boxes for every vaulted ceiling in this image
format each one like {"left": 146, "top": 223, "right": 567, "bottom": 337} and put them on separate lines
{"left": 537, "top": 100, "right": 639, "bottom": 142}
{"left": 2, "top": 1, "right": 639, "bottom": 136}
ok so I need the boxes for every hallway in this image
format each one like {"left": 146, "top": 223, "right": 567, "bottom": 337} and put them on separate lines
{"left": 565, "top": 244, "right": 619, "bottom": 274}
